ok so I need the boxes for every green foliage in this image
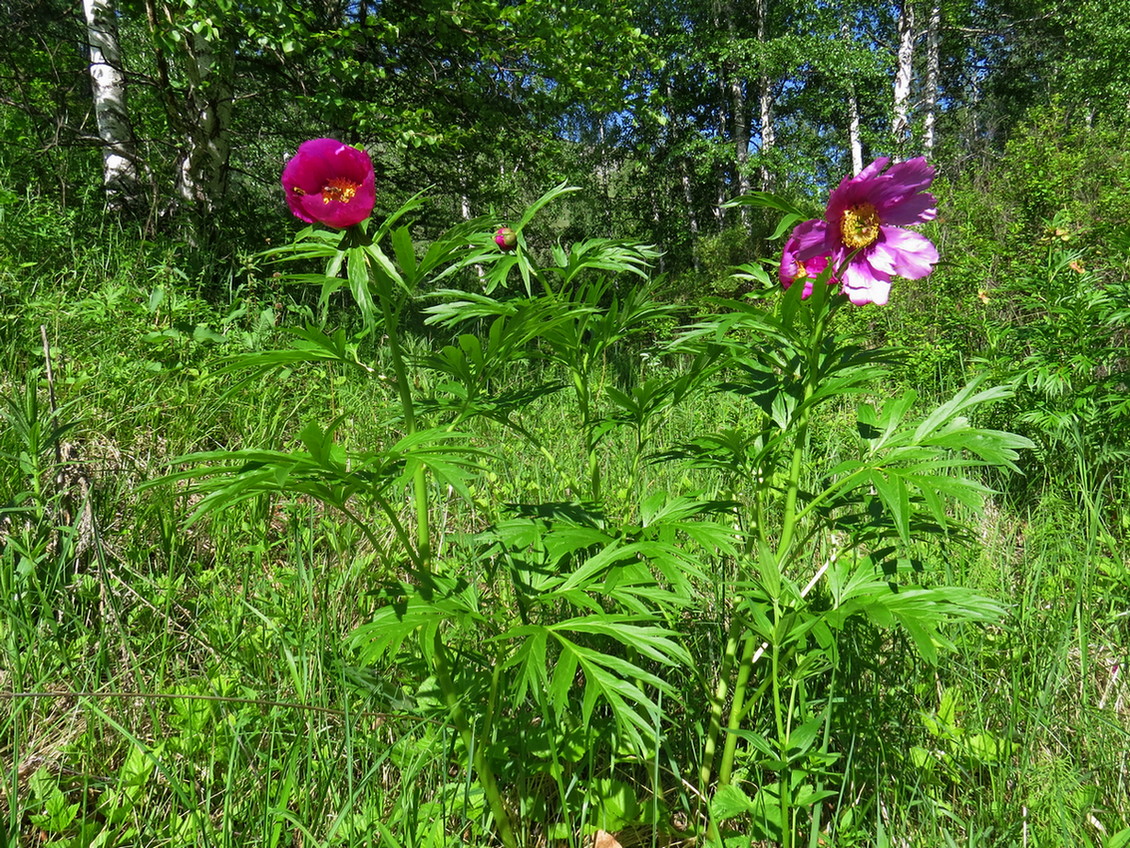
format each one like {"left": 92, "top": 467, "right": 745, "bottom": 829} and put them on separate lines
{"left": 132, "top": 185, "right": 1022, "bottom": 848}
{"left": 7, "top": 18, "right": 1130, "bottom": 833}
{"left": 937, "top": 108, "right": 1130, "bottom": 501}
{"left": 0, "top": 371, "right": 82, "bottom": 620}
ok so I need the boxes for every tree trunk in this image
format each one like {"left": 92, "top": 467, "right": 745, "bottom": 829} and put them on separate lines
{"left": 732, "top": 75, "right": 750, "bottom": 202}
{"left": 842, "top": 21, "right": 863, "bottom": 174}
{"left": 891, "top": 0, "right": 916, "bottom": 154}
{"left": 923, "top": 0, "right": 940, "bottom": 152}
{"left": 175, "top": 24, "right": 234, "bottom": 223}
{"left": 83, "top": 0, "right": 141, "bottom": 211}
{"left": 460, "top": 191, "right": 487, "bottom": 286}
{"left": 664, "top": 76, "right": 702, "bottom": 270}
{"left": 720, "top": 0, "right": 749, "bottom": 223}
{"left": 680, "top": 158, "right": 701, "bottom": 272}
{"left": 756, "top": 0, "right": 774, "bottom": 189}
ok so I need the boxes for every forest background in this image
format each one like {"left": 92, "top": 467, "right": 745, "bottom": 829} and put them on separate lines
{"left": 2, "top": 0, "right": 1130, "bottom": 846}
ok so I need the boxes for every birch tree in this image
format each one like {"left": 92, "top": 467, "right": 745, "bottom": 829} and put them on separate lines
{"left": 755, "top": 0, "right": 775, "bottom": 189}
{"left": 923, "top": 0, "right": 940, "bottom": 151}
{"left": 841, "top": 19, "right": 863, "bottom": 174}
{"left": 83, "top": 0, "right": 141, "bottom": 211}
{"left": 724, "top": 0, "right": 751, "bottom": 226}
{"left": 891, "top": 0, "right": 916, "bottom": 153}
{"left": 173, "top": 18, "right": 234, "bottom": 222}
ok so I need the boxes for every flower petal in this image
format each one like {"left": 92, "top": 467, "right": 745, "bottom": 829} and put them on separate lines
{"left": 878, "top": 190, "right": 937, "bottom": 226}
{"left": 884, "top": 157, "right": 936, "bottom": 195}
{"left": 872, "top": 227, "right": 939, "bottom": 279}
{"left": 791, "top": 219, "right": 832, "bottom": 262}
{"left": 281, "top": 139, "right": 375, "bottom": 229}
{"left": 841, "top": 261, "right": 892, "bottom": 305}
{"left": 856, "top": 157, "right": 891, "bottom": 182}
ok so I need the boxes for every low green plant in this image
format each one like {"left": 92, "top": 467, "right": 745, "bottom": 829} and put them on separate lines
{"left": 0, "top": 368, "right": 83, "bottom": 626}
{"left": 980, "top": 223, "right": 1130, "bottom": 498}
{"left": 143, "top": 154, "right": 1041, "bottom": 848}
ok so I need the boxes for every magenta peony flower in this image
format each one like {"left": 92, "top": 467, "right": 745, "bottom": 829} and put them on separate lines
{"left": 791, "top": 156, "right": 939, "bottom": 305}
{"left": 779, "top": 218, "right": 836, "bottom": 299}
{"left": 494, "top": 226, "right": 517, "bottom": 251}
{"left": 281, "top": 138, "right": 375, "bottom": 229}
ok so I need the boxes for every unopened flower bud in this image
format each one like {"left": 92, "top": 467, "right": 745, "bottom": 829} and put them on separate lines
{"left": 494, "top": 227, "right": 517, "bottom": 251}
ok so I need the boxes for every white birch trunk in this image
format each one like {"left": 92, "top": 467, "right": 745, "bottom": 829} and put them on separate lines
{"left": 711, "top": 0, "right": 731, "bottom": 227}
{"left": 681, "top": 160, "right": 700, "bottom": 239}
{"left": 83, "top": 0, "right": 140, "bottom": 211}
{"left": 723, "top": 0, "right": 748, "bottom": 211}
{"left": 923, "top": 0, "right": 940, "bottom": 152}
{"left": 841, "top": 21, "right": 863, "bottom": 174}
{"left": 681, "top": 159, "right": 701, "bottom": 272}
{"left": 648, "top": 191, "right": 666, "bottom": 274}
{"left": 847, "top": 89, "right": 863, "bottom": 174}
{"left": 175, "top": 26, "right": 234, "bottom": 220}
{"left": 891, "top": 0, "right": 916, "bottom": 154}
{"left": 756, "top": 0, "right": 774, "bottom": 189}
{"left": 732, "top": 76, "right": 750, "bottom": 199}
{"left": 758, "top": 81, "right": 775, "bottom": 187}
{"left": 461, "top": 193, "right": 487, "bottom": 286}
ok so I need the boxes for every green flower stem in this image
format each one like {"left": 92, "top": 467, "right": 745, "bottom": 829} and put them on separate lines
{"left": 700, "top": 616, "right": 744, "bottom": 788}
{"left": 707, "top": 298, "right": 835, "bottom": 817}
{"left": 699, "top": 616, "right": 742, "bottom": 839}
{"left": 370, "top": 497, "right": 425, "bottom": 571}
{"left": 371, "top": 262, "right": 432, "bottom": 570}
{"left": 571, "top": 368, "right": 602, "bottom": 502}
{"left": 764, "top": 302, "right": 834, "bottom": 848}
{"left": 790, "top": 467, "right": 870, "bottom": 526}
{"left": 432, "top": 634, "right": 516, "bottom": 848}
{"left": 770, "top": 606, "right": 794, "bottom": 848}
{"left": 717, "top": 631, "right": 758, "bottom": 787}
{"left": 338, "top": 500, "right": 413, "bottom": 568}
{"left": 776, "top": 305, "right": 830, "bottom": 564}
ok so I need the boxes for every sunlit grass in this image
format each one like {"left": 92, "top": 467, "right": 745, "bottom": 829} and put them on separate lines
{"left": 2, "top": 227, "right": 1129, "bottom": 848}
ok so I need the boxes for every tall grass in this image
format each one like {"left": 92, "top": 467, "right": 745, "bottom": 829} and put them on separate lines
{"left": 2, "top": 197, "right": 1129, "bottom": 848}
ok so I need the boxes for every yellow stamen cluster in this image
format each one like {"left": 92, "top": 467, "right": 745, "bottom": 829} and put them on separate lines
{"left": 321, "top": 177, "right": 359, "bottom": 205}
{"left": 840, "top": 201, "right": 881, "bottom": 250}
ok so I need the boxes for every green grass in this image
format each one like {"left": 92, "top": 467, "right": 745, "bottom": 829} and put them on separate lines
{"left": 2, "top": 219, "right": 1130, "bottom": 848}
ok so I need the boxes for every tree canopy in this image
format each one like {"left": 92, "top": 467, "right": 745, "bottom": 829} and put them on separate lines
{"left": 1, "top": 0, "right": 1125, "bottom": 268}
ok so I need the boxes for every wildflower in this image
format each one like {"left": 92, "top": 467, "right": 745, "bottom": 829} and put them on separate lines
{"left": 792, "top": 156, "right": 939, "bottom": 305}
{"left": 779, "top": 219, "right": 836, "bottom": 298}
{"left": 494, "top": 226, "right": 517, "bottom": 251}
{"left": 281, "top": 138, "right": 375, "bottom": 229}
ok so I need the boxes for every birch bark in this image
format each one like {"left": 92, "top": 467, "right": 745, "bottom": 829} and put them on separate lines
{"left": 720, "top": 0, "right": 749, "bottom": 224}
{"left": 923, "top": 0, "right": 941, "bottom": 152}
{"left": 174, "top": 23, "right": 234, "bottom": 221}
{"left": 841, "top": 20, "right": 863, "bottom": 175}
{"left": 83, "top": 0, "right": 141, "bottom": 211}
{"left": 891, "top": 0, "right": 916, "bottom": 154}
{"left": 755, "top": 0, "right": 774, "bottom": 189}
{"left": 680, "top": 159, "right": 701, "bottom": 272}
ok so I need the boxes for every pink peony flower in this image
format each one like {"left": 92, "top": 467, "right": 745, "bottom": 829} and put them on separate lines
{"left": 494, "top": 226, "right": 517, "bottom": 251}
{"left": 779, "top": 218, "right": 836, "bottom": 298}
{"left": 790, "top": 156, "right": 939, "bottom": 305}
{"left": 281, "top": 138, "right": 375, "bottom": 229}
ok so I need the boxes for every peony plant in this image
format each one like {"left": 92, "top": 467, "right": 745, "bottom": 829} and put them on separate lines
{"left": 281, "top": 138, "right": 376, "bottom": 229}
{"left": 165, "top": 144, "right": 1032, "bottom": 848}
{"left": 782, "top": 156, "right": 939, "bottom": 305}
{"left": 493, "top": 226, "right": 518, "bottom": 251}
